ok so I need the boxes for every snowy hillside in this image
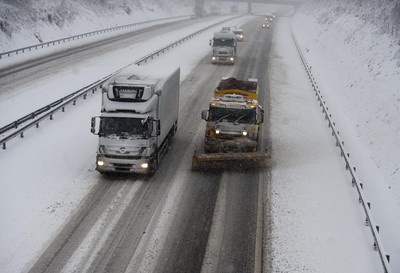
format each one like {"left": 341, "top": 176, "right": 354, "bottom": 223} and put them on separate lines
{"left": 0, "top": 0, "right": 193, "bottom": 51}
{"left": 292, "top": 1, "right": 400, "bottom": 269}
{"left": 294, "top": 0, "right": 400, "bottom": 204}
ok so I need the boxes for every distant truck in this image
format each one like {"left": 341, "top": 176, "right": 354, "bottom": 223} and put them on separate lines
{"left": 192, "top": 77, "right": 267, "bottom": 170}
{"left": 194, "top": 0, "right": 204, "bottom": 18}
{"left": 91, "top": 66, "right": 180, "bottom": 175}
{"left": 210, "top": 27, "right": 237, "bottom": 65}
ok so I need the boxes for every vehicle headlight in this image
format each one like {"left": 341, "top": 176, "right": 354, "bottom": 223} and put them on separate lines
{"left": 215, "top": 129, "right": 220, "bottom": 134}
{"left": 212, "top": 56, "right": 216, "bottom": 60}
{"left": 140, "top": 162, "right": 149, "bottom": 169}
{"left": 242, "top": 131, "right": 248, "bottom": 136}
{"left": 240, "top": 35, "right": 243, "bottom": 38}
{"left": 97, "top": 160, "right": 105, "bottom": 166}
{"left": 230, "top": 57, "right": 234, "bottom": 61}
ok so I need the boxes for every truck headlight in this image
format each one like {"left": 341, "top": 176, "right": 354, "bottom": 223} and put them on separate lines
{"left": 140, "top": 162, "right": 149, "bottom": 169}
{"left": 97, "top": 160, "right": 105, "bottom": 166}
{"left": 230, "top": 57, "right": 234, "bottom": 61}
{"left": 242, "top": 131, "right": 248, "bottom": 136}
{"left": 215, "top": 129, "right": 220, "bottom": 134}
{"left": 212, "top": 57, "right": 216, "bottom": 61}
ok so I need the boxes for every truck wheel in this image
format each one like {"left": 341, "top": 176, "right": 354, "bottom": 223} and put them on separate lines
{"left": 149, "top": 158, "right": 158, "bottom": 176}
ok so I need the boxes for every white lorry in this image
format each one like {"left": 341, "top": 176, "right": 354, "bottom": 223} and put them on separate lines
{"left": 210, "top": 27, "right": 237, "bottom": 65}
{"left": 91, "top": 66, "right": 180, "bottom": 175}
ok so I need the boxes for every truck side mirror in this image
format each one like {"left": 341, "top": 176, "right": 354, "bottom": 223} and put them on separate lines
{"left": 91, "top": 116, "right": 100, "bottom": 135}
{"left": 258, "top": 113, "right": 264, "bottom": 124}
{"left": 146, "top": 117, "right": 153, "bottom": 138}
{"left": 257, "top": 106, "right": 264, "bottom": 124}
{"left": 155, "top": 120, "right": 161, "bottom": 136}
{"left": 201, "top": 110, "right": 208, "bottom": 120}
{"left": 209, "top": 39, "right": 213, "bottom": 47}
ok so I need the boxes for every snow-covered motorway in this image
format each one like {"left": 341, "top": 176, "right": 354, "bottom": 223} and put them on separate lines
{"left": 0, "top": 10, "right": 384, "bottom": 273}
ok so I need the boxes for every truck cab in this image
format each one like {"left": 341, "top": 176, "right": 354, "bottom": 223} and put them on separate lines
{"left": 201, "top": 77, "right": 264, "bottom": 153}
{"left": 91, "top": 67, "right": 180, "bottom": 175}
{"left": 209, "top": 27, "right": 237, "bottom": 65}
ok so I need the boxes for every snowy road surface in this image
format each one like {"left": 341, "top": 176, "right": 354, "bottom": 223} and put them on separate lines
{"left": 0, "top": 9, "right": 387, "bottom": 273}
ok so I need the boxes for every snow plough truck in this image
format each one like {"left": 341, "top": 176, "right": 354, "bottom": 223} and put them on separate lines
{"left": 191, "top": 77, "right": 267, "bottom": 171}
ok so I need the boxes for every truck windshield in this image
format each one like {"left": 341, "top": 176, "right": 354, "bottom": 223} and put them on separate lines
{"left": 99, "top": 117, "right": 148, "bottom": 138}
{"left": 213, "top": 38, "right": 235, "bottom": 47}
{"left": 209, "top": 106, "right": 256, "bottom": 124}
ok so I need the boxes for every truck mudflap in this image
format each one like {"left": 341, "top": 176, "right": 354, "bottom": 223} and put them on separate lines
{"left": 191, "top": 150, "right": 268, "bottom": 171}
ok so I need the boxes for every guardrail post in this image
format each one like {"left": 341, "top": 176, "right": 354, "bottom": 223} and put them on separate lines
{"left": 2, "top": 143, "right": 6, "bottom": 149}
{"left": 50, "top": 114, "right": 53, "bottom": 120}
{"left": 36, "top": 123, "right": 39, "bottom": 128}
{"left": 20, "top": 132, "right": 24, "bottom": 138}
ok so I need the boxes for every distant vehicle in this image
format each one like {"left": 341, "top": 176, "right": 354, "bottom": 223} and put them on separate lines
{"left": 192, "top": 77, "right": 267, "bottom": 170}
{"left": 194, "top": 0, "right": 204, "bottom": 18}
{"left": 210, "top": 27, "right": 237, "bottom": 65}
{"left": 194, "top": 6, "right": 204, "bottom": 18}
{"left": 232, "top": 28, "right": 244, "bottom": 42}
{"left": 265, "top": 13, "right": 273, "bottom": 21}
{"left": 262, "top": 21, "right": 270, "bottom": 29}
{"left": 91, "top": 66, "right": 180, "bottom": 175}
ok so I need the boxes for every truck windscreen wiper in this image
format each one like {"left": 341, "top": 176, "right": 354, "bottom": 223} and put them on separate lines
{"left": 216, "top": 114, "right": 231, "bottom": 123}
{"left": 234, "top": 114, "right": 248, "bottom": 125}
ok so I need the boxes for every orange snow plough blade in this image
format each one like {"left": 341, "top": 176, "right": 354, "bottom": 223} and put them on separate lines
{"left": 191, "top": 151, "right": 268, "bottom": 171}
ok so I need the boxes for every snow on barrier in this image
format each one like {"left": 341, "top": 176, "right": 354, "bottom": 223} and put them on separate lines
{"left": 291, "top": 29, "right": 393, "bottom": 273}
{"left": 0, "top": 16, "right": 189, "bottom": 60}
